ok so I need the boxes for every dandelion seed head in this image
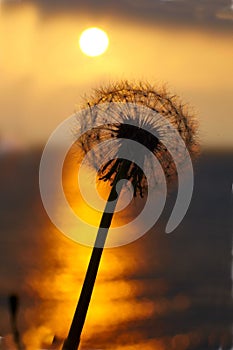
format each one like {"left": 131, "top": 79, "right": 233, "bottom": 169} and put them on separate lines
{"left": 76, "top": 81, "right": 199, "bottom": 197}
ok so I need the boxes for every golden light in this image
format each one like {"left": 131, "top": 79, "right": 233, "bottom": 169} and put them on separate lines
{"left": 79, "top": 27, "right": 109, "bottom": 57}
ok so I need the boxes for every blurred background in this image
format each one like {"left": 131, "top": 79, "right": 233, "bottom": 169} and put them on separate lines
{"left": 0, "top": 0, "right": 232, "bottom": 349}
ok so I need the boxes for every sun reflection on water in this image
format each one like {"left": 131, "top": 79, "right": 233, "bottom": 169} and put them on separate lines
{"left": 20, "top": 149, "right": 233, "bottom": 350}
{"left": 23, "top": 148, "right": 156, "bottom": 349}
{"left": 23, "top": 229, "right": 156, "bottom": 349}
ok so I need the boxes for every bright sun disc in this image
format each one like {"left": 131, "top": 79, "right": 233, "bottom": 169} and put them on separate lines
{"left": 79, "top": 27, "right": 109, "bottom": 57}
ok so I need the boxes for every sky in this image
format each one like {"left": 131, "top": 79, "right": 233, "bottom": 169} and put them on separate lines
{"left": 0, "top": 0, "right": 233, "bottom": 149}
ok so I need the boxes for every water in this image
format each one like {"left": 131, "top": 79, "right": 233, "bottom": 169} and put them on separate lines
{"left": 0, "top": 149, "right": 232, "bottom": 349}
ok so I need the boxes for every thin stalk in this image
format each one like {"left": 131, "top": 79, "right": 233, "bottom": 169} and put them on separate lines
{"left": 8, "top": 294, "right": 24, "bottom": 350}
{"left": 62, "top": 162, "right": 129, "bottom": 350}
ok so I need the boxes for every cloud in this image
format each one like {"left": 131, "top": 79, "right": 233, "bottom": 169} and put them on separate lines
{"left": 13, "top": 0, "right": 233, "bottom": 29}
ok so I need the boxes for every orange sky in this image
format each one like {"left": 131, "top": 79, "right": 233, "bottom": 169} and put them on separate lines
{"left": 0, "top": 3, "right": 233, "bottom": 149}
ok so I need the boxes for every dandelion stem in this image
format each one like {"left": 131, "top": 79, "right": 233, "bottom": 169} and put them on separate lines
{"left": 62, "top": 162, "right": 129, "bottom": 350}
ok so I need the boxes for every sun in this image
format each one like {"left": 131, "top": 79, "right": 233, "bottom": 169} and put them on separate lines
{"left": 79, "top": 27, "right": 109, "bottom": 57}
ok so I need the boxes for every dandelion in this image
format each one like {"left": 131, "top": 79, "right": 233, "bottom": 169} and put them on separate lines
{"left": 79, "top": 81, "right": 198, "bottom": 195}
{"left": 62, "top": 81, "right": 198, "bottom": 350}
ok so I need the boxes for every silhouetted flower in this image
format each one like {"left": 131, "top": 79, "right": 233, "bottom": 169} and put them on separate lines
{"left": 77, "top": 81, "right": 198, "bottom": 197}
{"left": 64, "top": 81, "right": 199, "bottom": 350}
